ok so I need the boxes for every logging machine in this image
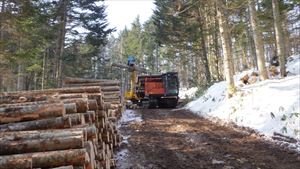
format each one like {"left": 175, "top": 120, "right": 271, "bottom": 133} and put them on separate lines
{"left": 112, "top": 56, "right": 179, "bottom": 108}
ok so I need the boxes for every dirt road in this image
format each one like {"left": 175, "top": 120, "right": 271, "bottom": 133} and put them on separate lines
{"left": 116, "top": 109, "right": 300, "bottom": 169}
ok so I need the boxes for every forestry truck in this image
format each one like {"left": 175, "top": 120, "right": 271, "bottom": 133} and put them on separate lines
{"left": 112, "top": 56, "right": 179, "bottom": 108}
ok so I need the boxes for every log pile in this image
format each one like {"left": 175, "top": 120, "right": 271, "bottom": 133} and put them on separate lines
{"left": 63, "top": 77, "right": 125, "bottom": 119}
{"left": 0, "top": 79, "right": 125, "bottom": 169}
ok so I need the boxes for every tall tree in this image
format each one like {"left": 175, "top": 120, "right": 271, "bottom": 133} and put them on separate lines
{"left": 248, "top": 0, "right": 268, "bottom": 80}
{"left": 216, "top": 1, "right": 235, "bottom": 97}
{"left": 272, "top": 0, "right": 287, "bottom": 77}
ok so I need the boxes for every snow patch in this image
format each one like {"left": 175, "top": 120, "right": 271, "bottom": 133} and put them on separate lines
{"left": 179, "top": 87, "right": 198, "bottom": 99}
{"left": 120, "top": 110, "right": 142, "bottom": 125}
{"left": 186, "top": 54, "right": 300, "bottom": 150}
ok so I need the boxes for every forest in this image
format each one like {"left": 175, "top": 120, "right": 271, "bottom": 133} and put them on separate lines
{"left": 0, "top": 0, "right": 299, "bottom": 96}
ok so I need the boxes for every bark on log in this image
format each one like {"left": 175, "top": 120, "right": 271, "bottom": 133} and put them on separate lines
{"left": 52, "top": 93, "right": 87, "bottom": 100}
{"left": 84, "top": 111, "right": 96, "bottom": 124}
{"left": 0, "top": 86, "right": 101, "bottom": 97}
{"left": 49, "top": 166, "right": 74, "bottom": 169}
{"left": 0, "top": 157, "right": 32, "bottom": 169}
{"left": 64, "top": 82, "right": 119, "bottom": 88}
{"left": 0, "top": 116, "right": 72, "bottom": 132}
{"left": 62, "top": 99, "right": 88, "bottom": 113}
{"left": 72, "top": 125, "right": 98, "bottom": 141}
{"left": 0, "top": 95, "right": 48, "bottom": 104}
{"left": 0, "top": 149, "right": 90, "bottom": 168}
{"left": 0, "top": 124, "right": 96, "bottom": 142}
{"left": 0, "top": 129, "right": 84, "bottom": 142}
{"left": 100, "top": 86, "right": 120, "bottom": 92}
{"left": 0, "top": 100, "right": 60, "bottom": 108}
{"left": 66, "top": 113, "right": 85, "bottom": 126}
{"left": 87, "top": 100, "right": 98, "bottom": 111}
{"left": 0, "top": 135, "right": 84, "bottom": 155}
{"left": 63, "top": 77, "right": 119, "bottom": 84}
{"left": 64, "top": 103, "right": 77, "bottom": 114}
{"left": 84, "top": 141, "right": 96, "bottom": 169}
{"left": 0, "top": 103, "right": 66, "bottom": 124}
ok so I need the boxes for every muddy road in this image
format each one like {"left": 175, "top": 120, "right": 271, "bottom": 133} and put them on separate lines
{"left": 116, "top": 109, "right": 300, "bottom": 169}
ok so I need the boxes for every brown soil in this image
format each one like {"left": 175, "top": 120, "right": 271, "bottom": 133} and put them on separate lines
{"left": 116, "top": 109, "right": 300, "bottom": 169}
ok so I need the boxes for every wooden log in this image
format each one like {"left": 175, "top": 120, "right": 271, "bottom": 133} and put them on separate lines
{"left": 49, "top": 166, "right": 74, "bottom": 169}
{"left": 84, "top": 111, "right": 96, "bottom": 124}
{"left": 101, "top": 91, "right": 121, "bottom": 96}
{"left": 0, "top": 116, "right": 72, "bottom": 132}
{"left": 0, "top": 157, "right": 32, "bottom": 169}
{"left": 54, "top": 94, "right": 103, "bottom": 111}
{"left": 0, "top": 100, "right": 60, "bottom": 108}
{"left": 84, "top": 141, "right": 95, "bottom": 169}
{"left": 73, "top": 166, "right": 85, "bottom": 169}
{"left": 0, "top": 95, "right": 48, "bottom": 104}
{"left": 62, "top": 99, "right": 88, "bottom": 113}
{"left": 0, "top": 135, "right": 84, "bottom": 155}
{"left": 100, "top": 86, "right": 120, "bottom": 92}
{"left": 66, "top": 113, "right": 85, "bottom": 126}
{"left": 72, "top": 125, "right": 98, "bottom": 141}
{"left": 87, "top": 100, "right": 98, "bottom": 111}
{"left": 0, "top": 149, "right": 90, "bottom": 168}
{"left": 0, "top": 103, "right": 66, "bottom": 124}
{"left": 102, "top": 95, "right": 120, "bottom": 100}
{"left": 53, "top": 94, "right": 88, "bottom": 100}
{"left": 63, "top": 77, "right": 119, "bottom": 84}
{"left": 0, "top": 125, "right": 96, "bottom": 141}
{"left": 0, "top": 129, "right": 84, "bottom": 142}
{"left": 0, "top": 86, "right": 101, "bottom": 97}
{"left": 64, "top": 103, "right": 77, "bottom": 114}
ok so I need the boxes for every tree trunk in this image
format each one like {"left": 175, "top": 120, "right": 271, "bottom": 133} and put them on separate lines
{"left": 272, "top": 0, "right": 287, "bottom": 77}
{"left": 197, "top": 7, "right": 211, "bottom": 85}
{"left": 216, "top": 2, "right": 235, "bottom": 97}
{"left": 213, "top": 6, "right": 222, "bottom": 81}
{"left": 55, "top": 0, "right": 69, "bottom": 87}
{"left": 249, "top": 0, "right": 268, "bottom": 80}
{"left": 17, "top": 64, "right": 24, "bottom": 91}
{"left": 0, "top": 135, "right": 84, "bottom": 155}
{"left": 41, "top": 49, "right": 47, "bottom": 90}
{"left": 0, "top": 148, "right": 90, "bottom": 168}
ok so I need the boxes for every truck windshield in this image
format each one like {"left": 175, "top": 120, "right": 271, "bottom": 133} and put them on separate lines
{"left": 166, "top": 75, "right": 178, "bottom": 94}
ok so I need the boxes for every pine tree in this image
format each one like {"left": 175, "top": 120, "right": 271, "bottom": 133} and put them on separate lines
{"left": 248, "top": 0, "right": 268, "bottom": 80}
{"left": 272, "top": 0, "right": 287, "bottom": 77}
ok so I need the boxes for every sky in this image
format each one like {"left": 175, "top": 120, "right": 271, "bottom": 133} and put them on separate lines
{"left": 103, "top": 0, "right": 156, "bottom": 34}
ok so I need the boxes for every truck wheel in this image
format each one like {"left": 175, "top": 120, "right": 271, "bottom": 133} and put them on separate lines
{"left": 148, "top": 98, "right": 158, "bottom": 109}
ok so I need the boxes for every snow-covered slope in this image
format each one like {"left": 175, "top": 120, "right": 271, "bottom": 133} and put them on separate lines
{"left": 186, "top": 54, "right": 300, "bottom": 144}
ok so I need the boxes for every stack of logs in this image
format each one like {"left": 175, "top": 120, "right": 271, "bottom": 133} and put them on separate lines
{"left": 0, "top": 78, "right": 124, "bottom": 169}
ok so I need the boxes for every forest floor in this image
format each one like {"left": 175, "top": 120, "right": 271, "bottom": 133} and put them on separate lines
{"left": 115, "top": 109, "right": 300, "bottom": 169}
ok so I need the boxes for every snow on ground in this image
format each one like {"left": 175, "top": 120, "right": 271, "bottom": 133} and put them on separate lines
{"left": 186, "top": 54, "right": 300, "bottom": 148}
{"left": 179, "top": 87, "right": 198, "bottom": 99}
{"left": 119, "top": 109, "right": 142, "bottom": 125}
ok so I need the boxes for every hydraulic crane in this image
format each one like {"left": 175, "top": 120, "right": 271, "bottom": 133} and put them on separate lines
{"left": 112, "top": 56, "right": 179, "bottom": 108}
